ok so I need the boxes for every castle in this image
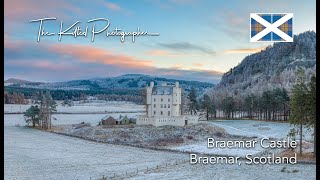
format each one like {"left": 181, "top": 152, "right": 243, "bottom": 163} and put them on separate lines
{"left": 136, "top": 81, "right": 198, "bottom": 126}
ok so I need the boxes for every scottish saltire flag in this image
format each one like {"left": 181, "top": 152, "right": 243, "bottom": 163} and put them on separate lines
{"left": 250, "top": 13, "right": 293, "bottom": 42}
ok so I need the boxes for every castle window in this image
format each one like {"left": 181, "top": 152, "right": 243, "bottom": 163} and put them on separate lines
{"left": 161, "top": 98, "right": 163, "bottom": 102}
{"left": 168, "top": 111, "right": 170, "bottom": 116}
{"left": 154, "top": 111, "right": 156, "bottom": 115}
{"left": 161, "top": 104, "right": 163, "bottom": 108}
{"left": 161, "top": 111, "right": 163, "bottom": 115}
{"left": 154, "top": 104, "right": 156, "bottom": 108}
{"left": 168, "top": 98, "right": 170, "bottom": 102}
{"left": 168, "top": 104, "right": 170, "bottom": 108}
{"left": 164, "top": 104, "right": 166, "bottom": 108}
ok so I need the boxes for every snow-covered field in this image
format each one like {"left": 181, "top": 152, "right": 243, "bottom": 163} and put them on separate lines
{"left": 4, "top": 113, "right": 143, "bottom": 126}
{"left": 4, "top": 101, "right": 145, "bottom": 126}
{"left": 209, "top": 120, "right": 313, "bottom": 141}
{"left": 4, "top": 103, "right": 316, "bottom": 179}
{"left": 4, "top": 126, "right": 188, "bottom": 180}
{"left": 4, "top": 101, "right": 145, "bottom": 114}
{"left": 169, "top": 120, "right": 314, "bottom": 157}
{"left": 4, "top": 126, "right": 316, "bottom": 180}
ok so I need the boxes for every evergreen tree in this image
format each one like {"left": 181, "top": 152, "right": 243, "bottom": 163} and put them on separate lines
{"left": 38, "top": 91, "right": 57, "bottom": 129}
{"left": 201, "top": 94, "right": 212, "bottom": 120}
{"left": 24, "top": 105, "right": 40, "bottom": 127}
{"left": 289, "top": 68, "right": 308, "bottom": 155}
{"left": 188, "top": 87, "right": 198, "bottom": 115}
{"left": 221, "top": 96, "right": 235, "bottom": 119}
{"left": 306, "top": 75, "right": 316, "bottom": 157}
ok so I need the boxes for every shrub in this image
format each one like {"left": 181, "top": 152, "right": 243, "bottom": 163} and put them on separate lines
{"left": 186, "top": 135, "right": 194, "bottom": 140}
{"left": 214, "top": 132, "right": 223, "bottom": 137}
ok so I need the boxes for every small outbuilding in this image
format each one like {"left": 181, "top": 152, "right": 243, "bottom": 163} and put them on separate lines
{"left": 120, "top": 115, "right": 130, "bottom": 125}
{"left": 101, "top": 115, "right": 116, "bottom": 125}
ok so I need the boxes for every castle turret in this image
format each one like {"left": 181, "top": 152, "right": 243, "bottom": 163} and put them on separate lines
{"left": 146, "top": 81, "right": 154, "bottom": 117}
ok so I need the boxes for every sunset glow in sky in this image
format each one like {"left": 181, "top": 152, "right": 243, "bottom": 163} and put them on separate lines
{"left": 4, "top": 0, "right": 316, "bottom": 83}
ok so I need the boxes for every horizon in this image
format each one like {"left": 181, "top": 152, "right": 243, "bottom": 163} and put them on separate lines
{"left": 4, "top": 0, "right": 316, "bottom": 84}
{"left": 4, "top": 73, "right": 216, "bottom": 84}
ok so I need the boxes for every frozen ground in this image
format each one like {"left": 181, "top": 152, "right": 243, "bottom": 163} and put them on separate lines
{"left": 4, "top": 101, "right": 145, "bottom": 114}
{"left": 4, "top": 113, "right": 143, "bottom": 126}
{"left": 4, "top": 126, "right": 188, "bottom": 180}
{"left": 4, "top": 106, "right": 316, "bottom": 179}
{"left": 169, "top": 120, "right": 314, "bottom": 157}
{"left": 209, "top": 120, "right": 313, "bottom": 141}
{"left": 4, "top": 126, "right": 316, "bottom": 180}
{"left": 129, "top": 161, "right": 316, "bottom": 180}
{"left": 4, "top": 100, "right": 145, "bottom": 126}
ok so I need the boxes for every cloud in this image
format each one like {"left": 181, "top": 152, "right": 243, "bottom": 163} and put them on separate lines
{"left": 104, "top": 1, "right": 122, "bottom": 11}
{"left": 145, "top": 50, "right": 189, "bottom": 57}
{"left": 209, "top": 10, "right": 248, "bottom": 40}
{"left": 224, "top": 47, "right": 266, "bottom": 54}
{"left": 147, "top": 0, "right": 197, "bottom": 10}
{"left": 48, "top": 44, "right": 153, "bottom": 68}
{"left": 4, "top": 39, "right": 222, "bottom": 83}
{"left": 155, "top": 68, "right": 223, "bottom": 83}
{"left": 192, "top": 63, "right": 204, "bottom": 67}
{"left": 169, "top": 0, "right": 197, "bottom": 5}
{"left": 4, "top": 0, "right": 81, "bottom": 21}
{"left": 7, "top": 60, "right": 73, "bottom": 71}
{"left": 103, "top": 1, "right": 133, "bottom": 16}
{"left": 157, "top": 42, "right": 216, "bottom": 55}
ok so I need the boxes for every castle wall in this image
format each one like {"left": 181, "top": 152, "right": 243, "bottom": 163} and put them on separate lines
{"left": 137, "top": 81, "right": 198, "bottom": 127}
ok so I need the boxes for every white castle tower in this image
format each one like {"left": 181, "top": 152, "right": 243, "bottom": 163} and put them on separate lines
{"left": 137, "top": 81, "right": 198, "bottom": 126}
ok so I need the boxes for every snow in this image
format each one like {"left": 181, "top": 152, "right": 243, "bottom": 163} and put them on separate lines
{"left": 169, "top": 120, "right": 314, "bottom": 158}
{"left": 4, "top": 101, "right": 145, "bottom": 126}
{"left": 129, "top": 161, "right": 316, "bottom": 180}
{"left": 4, "top": 126, "right": 187, "bottom": 180}
{"left": 172, "top": 142, "right": 263, "bottom": 157}
{"left": 4, "top": 101, "right": 145, "bottom": 114}
{"left": 209, "top": 120, "right": 313, "bottom": 141}
{"left": 4, "top": 113, "right": 143, "bottom": 127}
{"left": 4, "top": 127, "right": 316, "bottom": 180}
{"left": 3, "top": 101, "right": 316, "bottom": 179}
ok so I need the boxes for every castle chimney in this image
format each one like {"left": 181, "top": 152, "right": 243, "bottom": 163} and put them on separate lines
{"left": 175, "top": 81, "right": 179, "bottom": 87}
{"left": 150, "top": 81, "right": 154, "bottom": 88}
{"left": 161, "top": 82, "right": 167, "bottom": 86}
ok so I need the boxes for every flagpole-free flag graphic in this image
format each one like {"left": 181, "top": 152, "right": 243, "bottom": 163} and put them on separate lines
{"left": 250, "top": 13, "right": 293, "bottom": 42}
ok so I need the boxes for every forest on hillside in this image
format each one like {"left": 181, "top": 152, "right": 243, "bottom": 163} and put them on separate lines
{"left": 201, "top": 31, "right": 316, "bottom": 121}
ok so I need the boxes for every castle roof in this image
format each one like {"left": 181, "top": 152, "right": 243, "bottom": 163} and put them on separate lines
{"left": 152, "top": 86, "right": 173, "bottom": 95}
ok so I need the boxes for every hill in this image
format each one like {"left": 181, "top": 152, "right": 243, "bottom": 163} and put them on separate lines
{"left": 4, "top": 78, "right": 32, "bottom": 84}
{"left": 6, "top": 74, "right": 213, "bottom": 92}
{"left": 4, "top": 74, "right": 214, "bottom": 103}
{"left": 214, "top": 31, "right": 316, "bottom": 97}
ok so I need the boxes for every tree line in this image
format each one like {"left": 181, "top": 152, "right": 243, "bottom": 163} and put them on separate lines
{"left": 24, "top": 91, "right": 57, "bottom": 129}
{"left": 4, "top": 86, "right": 145, "bottom": 104}
{"left": 186, "top": 87, "right": 290, "bottom": 121}
{"left": 186, "top": 69, "right": 315, "bottom": 124}
{"left": 186, "top": 68, "right": 316, "bottom": 156}
{"left": 4, "top": 91, "right": 27, "bottom": 104}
